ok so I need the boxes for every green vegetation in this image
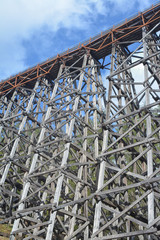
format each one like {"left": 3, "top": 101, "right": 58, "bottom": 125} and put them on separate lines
{"left": 0, "top": 222, "right": 12, "bottom": 239}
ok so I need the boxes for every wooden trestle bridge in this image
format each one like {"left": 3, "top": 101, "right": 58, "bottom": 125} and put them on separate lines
{"left": 1, "top": 2, "right": 160, "bottom": 240}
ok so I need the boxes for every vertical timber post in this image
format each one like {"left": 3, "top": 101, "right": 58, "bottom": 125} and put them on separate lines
{"left": 143, "top": 27, "right": 154, "bottom": 237}
{"left": 92, "top": 44, "right": 115, "bottom": 236}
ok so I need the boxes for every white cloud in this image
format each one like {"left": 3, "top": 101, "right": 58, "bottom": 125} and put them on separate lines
{"left": 0, "top": 0, "right": 99, "bottom": 37}
{"left": 0, "top": 0, "right": 108, "bottom": 79}
{"left": 0, "top": 0, "right": 156, "bottom": 80}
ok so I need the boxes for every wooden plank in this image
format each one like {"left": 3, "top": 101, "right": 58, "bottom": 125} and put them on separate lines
{"left": 98, "top": 176, "right": 160, "bottom": 197}
{"left": 58, "top": 208, "right": 88, "bottom": 222}
{"left": 89, "top": 228, "right": 157, "bottom": 239}
{"left": 12, "top": 221, "right": 51, "bottom": 234}
{"left": 98, "top": 138, "right": 155, "bottom": 158}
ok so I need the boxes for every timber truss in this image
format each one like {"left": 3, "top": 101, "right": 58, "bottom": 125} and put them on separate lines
{"left": 1, "top": 2, "right": 160, "bottom": 240}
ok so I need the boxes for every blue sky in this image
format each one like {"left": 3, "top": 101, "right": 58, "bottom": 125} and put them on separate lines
{"left": 0, "top": 0, "right": 158, "bottom": 81}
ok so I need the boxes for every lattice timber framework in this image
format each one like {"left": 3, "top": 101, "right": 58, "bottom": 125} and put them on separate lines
{"left": 1, "top": 3, "right": 160, "bottom": 240}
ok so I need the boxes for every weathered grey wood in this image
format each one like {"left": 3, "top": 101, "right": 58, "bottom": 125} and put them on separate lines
{"left": 58, "top": 209, "right": 87, "bottom": 221}
{"left": 46, "top": 54, "right": 88, "bottom": 240}
{"left": 93, "top": 45, "right": 116, "bottom": 235}
{"left": 143, "top": 27, "right": 154, "bottom": 235}
{"left": 98, "top": 176, "right": 160, "bottom": 196}
{"left": 96, "top": 147, "right": 150, "bottom": 193}
{"left": 102, "top": 113, "right": 149, "bottom": 153}
{"left": 98, "top": 138, "right": 155, "bottom": 158}
{"left": 105, "top": 165, "right": 146, "bottom": 180}
{"left": 65, "top": 221, "right": 90, "bottom": 240}
{"left": 14, "top": 174, "right": 61, "bottom": 207}
{"left": 89, "top": 228, "right": 157, "bottom": 240}
{"left": 23, "top": 236, "right": 44, "bottom": 240}
{"left": 0, "top": 90, "right": 17, "bottom": 136}
{"left": 10, "top": 66, "right": 64, "bottom": 239}
{"left": 92, "top": 190, "right": 152, "bottom": 237}
{"left": 149, "top": 215, "right": 160, "bottom": 228}
{"left": 12, "top": 221, "right": 51, "bottom": 234}
{"left": 101, "top": 203, "right": 148, "bottom": 228}
{"left": 0, "top": 80, "right": 40, "bottom": 185}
